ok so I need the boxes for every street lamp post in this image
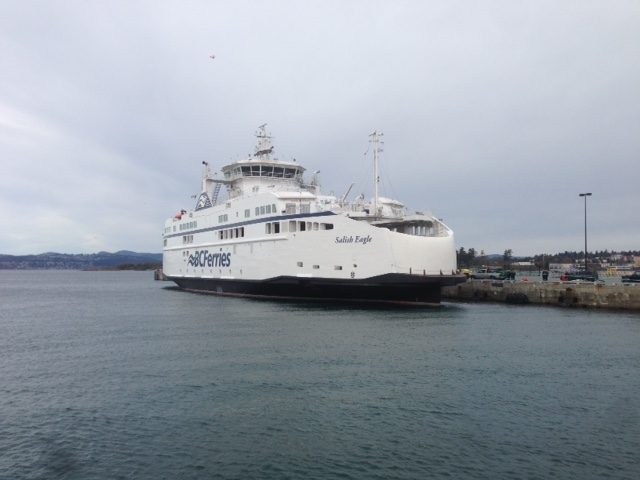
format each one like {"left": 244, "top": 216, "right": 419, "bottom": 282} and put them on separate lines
{"left": 579, "top": 193, "right": 592, "bottom": 274}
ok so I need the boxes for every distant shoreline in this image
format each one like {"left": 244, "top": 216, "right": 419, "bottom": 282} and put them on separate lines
{"left": 0, "top": 251, "right": 162, "bottom": 270}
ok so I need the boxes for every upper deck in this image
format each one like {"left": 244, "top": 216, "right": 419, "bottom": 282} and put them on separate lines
{"left": 166, "top": 125, "right": 454, "bottom": 240}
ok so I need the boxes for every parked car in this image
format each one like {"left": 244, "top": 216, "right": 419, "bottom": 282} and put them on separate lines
{"left": 560, "top": 272, "right": 597, "bottom": 282}
{"left": 471, "top": 268, "right": 507, "bottom": 280}
{"left": 459, "top": 268, "right": 472, "bottom": 278}
{"left": 622, "top": 272, "right": 640, "bottom": 283}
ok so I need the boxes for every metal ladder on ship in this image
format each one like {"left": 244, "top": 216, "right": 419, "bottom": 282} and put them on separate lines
{"left": 211, "top": 182, "right": 222, "bottom": 205}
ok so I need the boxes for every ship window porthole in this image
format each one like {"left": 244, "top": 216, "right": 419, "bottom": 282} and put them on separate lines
{"left": 313, "top": 265, "right": 319, "bottom": 269}
{"left": 334, "top": 266, "right": 343, "bottom": 270}
{"left": 297, "top": 261, "right": 303, "bottom": 267}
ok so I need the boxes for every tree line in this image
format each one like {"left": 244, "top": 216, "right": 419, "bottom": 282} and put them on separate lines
{"left": 457, "top": 248, "right": 639, "bottom": 270}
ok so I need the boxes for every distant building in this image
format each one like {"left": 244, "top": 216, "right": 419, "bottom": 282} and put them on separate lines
{"left": 549, "top": 263, "right": 575, "bottom": 272}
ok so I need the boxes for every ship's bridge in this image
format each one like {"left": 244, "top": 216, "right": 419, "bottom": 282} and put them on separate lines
{"left": 216, "top": 125, "right": 317, "bottom": 199}
{"left": 220, "top": 159, "right": 309, "bottom": 199}
{"left": 222, "top": 160, "right": 305, "bottom": 183}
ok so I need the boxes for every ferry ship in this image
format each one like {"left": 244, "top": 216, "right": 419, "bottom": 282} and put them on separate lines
{"left": 162, "top": 125, "right": 465, "bottom": 305}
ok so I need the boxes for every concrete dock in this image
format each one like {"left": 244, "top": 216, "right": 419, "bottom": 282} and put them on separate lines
{"left": 153, "top": 269, "right": 169, "bottom": 281}
{"left": 442, "top": 280, "right": 640, "bottom": 311}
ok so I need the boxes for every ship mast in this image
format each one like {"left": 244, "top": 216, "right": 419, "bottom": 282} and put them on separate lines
{"left": 370, "top": 130, "right": 383, "bottom": 218}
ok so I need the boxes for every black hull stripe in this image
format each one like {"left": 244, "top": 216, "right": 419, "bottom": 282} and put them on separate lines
{"left": 168, "top": 274, "right": 467, "bottom": 306}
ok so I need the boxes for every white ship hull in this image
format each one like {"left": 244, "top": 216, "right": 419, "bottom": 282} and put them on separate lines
{"left": 162, "top": 127, "right": 465, "bottom": 305}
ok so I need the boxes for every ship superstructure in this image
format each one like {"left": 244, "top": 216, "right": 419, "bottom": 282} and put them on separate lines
{"left": 162, "top": 125, "right": 465, "bottom": 305}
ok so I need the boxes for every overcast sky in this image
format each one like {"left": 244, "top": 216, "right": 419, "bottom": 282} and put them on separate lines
{"left": 1, "top": 0, "right": 638, "bottom": 256}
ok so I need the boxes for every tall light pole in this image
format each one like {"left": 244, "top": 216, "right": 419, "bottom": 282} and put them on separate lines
{"left": 579, "top": 193, "right": 592, "bottom": 274}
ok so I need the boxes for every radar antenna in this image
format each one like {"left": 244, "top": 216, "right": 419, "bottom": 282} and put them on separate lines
{"left": 254, "top": 124, "right": 274, "bottom": 158}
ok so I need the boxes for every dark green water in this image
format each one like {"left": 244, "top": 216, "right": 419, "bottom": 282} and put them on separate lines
{"left": 1, "top": 270, "right": 638, "bottom": 479}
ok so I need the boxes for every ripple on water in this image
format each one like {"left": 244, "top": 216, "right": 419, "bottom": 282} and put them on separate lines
{"left": 0, "top": 271, "right": 639, "bottom": 479}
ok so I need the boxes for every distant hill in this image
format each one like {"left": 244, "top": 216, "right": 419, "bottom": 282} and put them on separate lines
{"left": 0, "top": 251, "right": 162, "bottom": 270}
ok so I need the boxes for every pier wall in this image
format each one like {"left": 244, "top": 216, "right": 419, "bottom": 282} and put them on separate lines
{"left": 154, "top": 269, "right": 169, "bottom": 281}
{"left": 442, "top": 280, "right": 640, "bottom": 311}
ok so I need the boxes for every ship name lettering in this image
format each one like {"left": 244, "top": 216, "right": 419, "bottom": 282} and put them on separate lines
{"left": 188, "top": 250, "right": 231, "bottom": 267}
{"left": 335, "top": 235, "right": 372, "bottom": 245}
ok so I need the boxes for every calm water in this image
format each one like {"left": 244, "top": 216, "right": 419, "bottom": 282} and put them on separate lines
{"left": 1, "top": 271, "right": 638, "bottom": 480}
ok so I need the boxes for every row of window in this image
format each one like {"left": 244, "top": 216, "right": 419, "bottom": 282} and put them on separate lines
{"left": 255, "top": 204, "right": 278, "bottom": 216}
{"left": 167, "top": 221, "right": 334, "bottom": 244}
{"left": 169, "top": 202, "right": 317, "bottom": 234}
{"left": 296, "top": 261, "right": 346, "bottom": 271}
{"left": 224, "top": 165, "right": 303, "bottom": 179}
{"left": 218, "top": 227, "right": 245, "bottom": 240}
{"left": 264, "top": 220, "right": 333, "bottom": 235}
{"left": 179, "top": 221, "right": 198, "bottom": 231}
{"left": 265, "top": 221, "right": 334, "bottom": 234}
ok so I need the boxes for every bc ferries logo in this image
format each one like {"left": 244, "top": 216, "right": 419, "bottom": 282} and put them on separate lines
{"left": 195, "top": 192, "right": 212, "bottom": 211}
{"left": 335, "top": 235, "right": 373, "bottom": 245}
{"left": 188, "top": 250, "right": 231, "bottom": 267}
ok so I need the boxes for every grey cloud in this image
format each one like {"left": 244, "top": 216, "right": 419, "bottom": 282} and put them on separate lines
{"left": 1, "top": 0, "right": 638, "bottom": 255}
